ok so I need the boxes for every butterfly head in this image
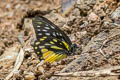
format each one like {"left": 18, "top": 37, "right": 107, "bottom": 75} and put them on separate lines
{"left": 68, "top": 44, "right": 77, "bottom": 55}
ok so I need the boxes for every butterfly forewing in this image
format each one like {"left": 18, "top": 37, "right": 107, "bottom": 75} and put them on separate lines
{"left": 32, "top": 16, "right": 72, "bottom": 46}
{"left": 32, "top": 16, "right": 72, "bottom": 63}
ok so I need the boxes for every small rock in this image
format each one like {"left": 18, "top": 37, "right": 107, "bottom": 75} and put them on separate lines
{"left": 15, "top": 4, "right": 21, "bottom": 9}
{"left": 70, "top": 34, "right": 76, "bottom": 42}
{"left": 76, "top": 31, "right": 87, "bottom": 38}
{"left": 18, "top": 31, "right": 24, "bottom": 46}
{"left": 80, "top": 21, "right": 88, "bottom": 28}
{"left": 6, "top": 3, "right": 11, "bottom": 9}
{"left": 37, "top": 66, "right": 45, "bottom": 74}
{"left": 24, "top": 72, "right": 35, "bottom": 80}
{"left": 111, "top": 7, "right": 120, "bottom": 24}
{"left": 61, "top": 0, "right": 77, "bottom": 16}
{"left": 0, "top": 45, "right": 20, "bottom": 62}
{"left": 111, "top": 7, "right": 120, "bottom": 19}
{"left": 8, "top": 11, "right": 14, "bottom": 18}
{"left": 88, "top": 12, "right": 99, "bottom": 21}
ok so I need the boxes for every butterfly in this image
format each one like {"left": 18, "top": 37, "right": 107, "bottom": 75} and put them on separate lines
{"left": 32, "top": 16, "right": 76, "bottom": 63}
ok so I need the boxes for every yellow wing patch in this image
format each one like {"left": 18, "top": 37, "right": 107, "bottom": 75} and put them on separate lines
{"left": 55, "top": 54, "right": 67, "bottom": 62}
{"left": 40, "top": 38, "right": 45, "bottom": 41}
{"left": 35, "top": 42, "right": 40, "bottom": 45}
{"left": 50, "top": 41, "right": 54, "bottom": 44}
{"left": 34, "top": 47, "right": 38, "bottom": 49}
{"left": 41, "top": 49, "right": 48, "bottom": 53}
{"left": 43, "top": 53, "right": 67, "bottom": 63}
{"left": 43, "top": 36, "right": 47, "bottom": 39}
{"left": 39, "top": 46, "right": 45, "bottom": 48}
{"left": 53, "top": 39, "right": 57, "bottom": 42}
{"left": 51, "top": 46, "right": 62, "bottom": 50}
{"left": 62, "top": 41, "right": 69, "bottom": 50}
{"left": 44, "top": 53, "right": 55, "bottom": 63}
{"left": 36, "top": 21, "right": 42, "bottom": 24}
{"left": 49, "top": 54, "right": 59, "bottom": 63}
{"left": 37, "top": 52, "right": 40, "bottom": 54}
{"left": 43, "top": 51, "right": 53, "bottom": 59}
{"left": 39, "top": 36, "right": 47, "bottom": 41}
{"left": 45, "top": 43, "right": 51, "bottom": 45}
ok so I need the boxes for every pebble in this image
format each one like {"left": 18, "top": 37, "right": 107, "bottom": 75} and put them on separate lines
{"left": 88, "top": 12, "right": 99, "bottom": 21}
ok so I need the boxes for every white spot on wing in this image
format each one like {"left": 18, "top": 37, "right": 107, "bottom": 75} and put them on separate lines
{"left": 45, "top": 43, "right": 50, "bottom": 45}
{"left": 37, "top": 29, "right": 41, "bottom": 31}
{"left": 53, "top": 32, "right": 56, "bottom": 36}
{"left": 45, "top": 33, "right": 50, "bottom": 35}
{"left": 38, "top": 33, "right": 42, "bottom": 35}
{"left": 42, "top": 29, "right": 47, "bottom": 32}
{"left": 51, "top": 26, "right": 55, "bottom": 29}
{"left": 37, "top": 26, "right": 40, "bottom": 27}
{"left": 59, "top": 33, "right": 62, "bottom": 36}
{"left": 56, "top": 33, "right": 59, "bottom": 35}
{"left": 45, "top": 24, "right": 49, "bottom": 26}
{"left": 39, "top": 46, "right": 45, "bottom": 48}
{"left": 44, "top": 27, "right": 50, "bottom": 29}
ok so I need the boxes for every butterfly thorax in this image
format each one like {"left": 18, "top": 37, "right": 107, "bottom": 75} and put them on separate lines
{"left": 67, "top": 44, "right": 77, "bottom": 55}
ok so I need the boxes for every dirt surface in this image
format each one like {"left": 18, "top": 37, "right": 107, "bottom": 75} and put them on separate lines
{"left": 0, "top": 0, "right": 120, "bottom": 80}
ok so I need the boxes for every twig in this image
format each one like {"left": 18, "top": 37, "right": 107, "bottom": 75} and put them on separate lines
{"left": 99, "top": 33, "right": 120, "bottom": 56}
{"left": 53, "top": 66, "right": 120, "bottom": 77}
{"left": 5, "top": 48, "right": 24, "bottom": 80}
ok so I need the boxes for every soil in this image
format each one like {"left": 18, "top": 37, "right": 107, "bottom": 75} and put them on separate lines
{"left": 0, "top": 0, "right": 120, "bottom": 80}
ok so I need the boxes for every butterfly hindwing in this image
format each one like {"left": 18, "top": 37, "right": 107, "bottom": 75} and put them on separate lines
{"left": 33, "top": 36, "right": 68, "bottom": 63}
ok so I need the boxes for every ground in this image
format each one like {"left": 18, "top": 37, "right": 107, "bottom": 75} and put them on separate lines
{"left": 0, "top": 0, "right": 120, "bottom": 80}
